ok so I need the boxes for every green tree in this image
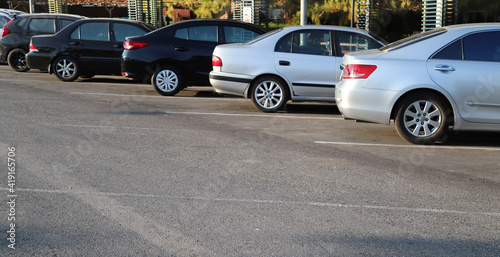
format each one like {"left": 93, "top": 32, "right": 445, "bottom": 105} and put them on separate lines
{"left": 165, "top": 0, "right": 229, "bottom": 20}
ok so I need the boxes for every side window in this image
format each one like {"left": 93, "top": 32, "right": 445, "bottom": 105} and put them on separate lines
{"left": 280, "top": 31, "right": 331, "bottom": 56}
{"left": 432, "top": 40, "right": 462, "bottom": 60}
{"left": 113, "top": 23, "right": 148, "bottom": 42}
{"left": 60, "top": 19, "right": 74, "bottom": 30}
{"left": 223, "top": 26, "right": 260, "bottom": 43}
{"left": 174, "top": 28, "right": 188, "bottom": 39}
{"left": 70, "top": 26, "right": 79, "bottom": 39}
{"left": 463, "top": 31, "right": 500, "bottom": 61}
{"left": 276, "top": 33, "right": 292, "bottom": 53}
{"left": 174, "top": 26, "right": 218, "bottom": 42}
{"left": 335, "top": 31, "right": 380, "bottom": 57}
{"left": 28, "top": 18, "right": 56, "bottom": 33}
{"left": 17, "top": 18, "right": 27, "bottom": 28}
{"left": 0, "top": 16, "right": 9, "bottom": 27}
{"left": 80, "top": 22, "right": 109, "bottom": 41}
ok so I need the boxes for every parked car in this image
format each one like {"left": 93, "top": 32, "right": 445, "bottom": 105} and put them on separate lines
{"left": 26, "top": 18, "right": 155, "bottom": 81}
{"left": 0, "top": 13, "right": 11, "bottom": 37}
{"left": 0, "top": 8, "right": 26, "bottom": 18}
{"left": 336, "top": 23, "right": 500, "bottom": 144}
{"left": 0, "top": 13, "right": 85, "bottom": 71}
{"left": 121, "top": 19, "right": 265, "bottom": 96}
{"left": 209, "top": 25, "right": 386, "bottom": 112}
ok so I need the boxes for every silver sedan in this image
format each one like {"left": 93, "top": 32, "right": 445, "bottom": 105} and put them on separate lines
{"left": 210, "top": 25, "right": 385, "bottom": 112}
{"left": 336, "top": 23, "right": 500, "bottom": 144}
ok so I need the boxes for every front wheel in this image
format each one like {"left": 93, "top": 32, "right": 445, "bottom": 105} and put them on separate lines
{"left": 250, "top": 76, "right": 289, "bottom": 112}
{"left": 152, "top": 65, "right": 183, "bottom": 96}
{"left": 7, "top": 48, "right": 30, "bottom": 72}
{"left": 53, "top": 56, "right": 80, "bottom": 82}
{"left": 394, "top": 92, "right": 451, "bottom": 144}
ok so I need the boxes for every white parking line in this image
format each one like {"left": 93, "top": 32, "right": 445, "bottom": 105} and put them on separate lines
{"left": 3, "top": 187, "right": 499, "bottom": 217}
{"left": 70, "top": 92, "right": 166, "bottom": 98}
{"left": 164, "top": 111, "right": 344, "bottom": 120}
{"left": 69, "top": 91, "right": 237, "bottom": 101}
{"left": 315, "top": 141, "right": 500, "bottom": 151}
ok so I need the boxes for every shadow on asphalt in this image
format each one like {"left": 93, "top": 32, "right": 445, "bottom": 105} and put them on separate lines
{"left": 76, "top": 77, "right": 141, "bottom": 84}
{"left": 443, "top": 131, "right": 500, "bottom": 147}
{"left": 65, "top": 79, "right": 500, "bottom": 148}
{"left": 282, "top": 103, "right": 340, "bottom": 115}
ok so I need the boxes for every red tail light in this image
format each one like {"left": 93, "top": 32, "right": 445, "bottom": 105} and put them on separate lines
{"left": 29, "top": 43, "right": 38, "bottom": 52}
{"left": 1, "top": 20, "right": 12, "bottom": 38}
{"left": 342, "top": 64, "right": 377, "bottom": 79}
{"left": 123, "top": 41, "right": 149, "bottom": 50}
{"left": 212, "top": 55, "right": 222, "bottom": 67}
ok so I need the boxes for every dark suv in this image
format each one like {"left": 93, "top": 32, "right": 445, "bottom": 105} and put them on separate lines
{"left": 0, "top": 13, "right": 85, "bottom": 72}
{"left": 121, "top": 19, "right": 265, "bottom": 96}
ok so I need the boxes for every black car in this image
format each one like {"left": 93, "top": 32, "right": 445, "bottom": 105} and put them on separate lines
{"left": 0, "top": 13, "right": 85, "bottom": 72}
{"left": 121, "top": 19, "right": 265, "bottom": 96}
{"left": 26, "top": 18, "right": 155, "bottom": 81}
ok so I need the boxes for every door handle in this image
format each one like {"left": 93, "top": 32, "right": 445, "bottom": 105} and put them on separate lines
{"left": 174, "top": 47, "right": 188, "bottom": 52}
{"left": 434, "top": 65, "right": 455, "bottom": 72}
{"left": 69, "top": 41, "right": 80, "bottom": 45}
{"left": 279, "top": 60, "right": 290, "bottom": 66}
{"left": 113, "top": 44, "right": 122, "bottom": 48}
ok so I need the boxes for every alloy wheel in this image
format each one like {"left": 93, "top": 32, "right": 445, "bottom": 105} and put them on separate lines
{"left": 56, "top": 59, "right": 76, "bottom": 79}
{"left": 402, "top": 100, "right": 442, "bottom": 137}
{"left": 254, "top": 80, "right": 284, "bottom": 110}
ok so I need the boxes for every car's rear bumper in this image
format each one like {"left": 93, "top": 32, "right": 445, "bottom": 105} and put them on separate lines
{"left": 209, "top": 71, "right": 253, "bottom": 97}
{"left": 121, "top": 58, "right": 153, "bottom": 80}
{"left": 26, "top": 52, "right": 52, "bottom": 71}
{"left": 335, "top": 79, "right": 395, "bottom": 124}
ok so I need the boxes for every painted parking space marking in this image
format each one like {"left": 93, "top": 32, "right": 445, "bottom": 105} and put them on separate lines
{"left": 164, "top": 111, "right": 344, "bottom": 120}
{"left": 2, "top": 187, "right": 499, "bottom": 218}
{"left": 315, "top": 141, "right": 500, "bottom": 151}
{"left": 69, "top": 91, "right": 238, "bottom": 101}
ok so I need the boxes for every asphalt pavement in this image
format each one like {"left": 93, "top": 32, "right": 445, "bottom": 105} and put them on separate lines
{"left": 1, "top": 65, "right": 499, "bottom": 256}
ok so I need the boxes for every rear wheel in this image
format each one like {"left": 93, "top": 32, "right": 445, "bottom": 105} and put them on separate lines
{"left": 53, "top": 56, "right": 80, "bottom": 82}
{"left": 394, "top": 92, "right": 451, "bottom": 144}
{"left": 152, "top": 65, "right": 183, "bottom": 96}
{"left": 250, "top": 76, "right": 289, "bottom": 112}
{"left": 7, "top": 48, "right": 29, "bottom": 72}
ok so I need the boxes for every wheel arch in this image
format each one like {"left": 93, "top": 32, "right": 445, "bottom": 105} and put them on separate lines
{"left": 6, "top": 46, "right": 29, "bottom": 57}
{"left": 390, "top": 88, "right": 455, "bottom": 125}
{"left": 152, "top": 60, "right": 184, "bottom": 77}
{"left": 50, "top": 53, "right": 80, "bottom": 74}
{"left": 244, "top": 73, "right": 292, "bottom": 99}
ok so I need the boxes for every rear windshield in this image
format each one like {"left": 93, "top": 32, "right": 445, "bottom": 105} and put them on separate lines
{"left": 245, "top": 28, "right": 283, "bottom": 45}
{"left": 368, "top": 31, "right": 388, "bottom": 45}
{"left": 380, "top": 28, "right": 447, "bottom": 51}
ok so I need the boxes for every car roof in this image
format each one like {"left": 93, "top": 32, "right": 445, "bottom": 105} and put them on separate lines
{"left": 70, "top": 18, "right": 149, "bottom": 24}
{"left": 444, "top": 22, "right": 500, "bottom": 30}
{"left": 166, "top": 19, "right": 264, "bottom": 30}
{"left": 13, "top": 13, "right": 86, "bottom": 19}
{"left": 280, "top": 25, "right": 375, "bottom": 35}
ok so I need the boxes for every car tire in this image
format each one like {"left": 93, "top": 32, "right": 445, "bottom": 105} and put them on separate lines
{"left": 250, "top": 76, "right": 289, "bottom": 112}
{"left": 395, "top": 92, "right": 451, "bottom": 144}
{"left": 7, "top": 48, "right": 30, "bottom": 72}
{"left": 53, "top": 56, "right": 80, "bottom": 82}
{"left": 152, "top": 65, "right": 183, "bottom": 96}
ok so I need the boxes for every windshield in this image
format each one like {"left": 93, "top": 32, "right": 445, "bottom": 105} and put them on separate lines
{"left": 245, "top": 28, "right": 283, "bottom": 45}
{"left": 380, "top": 28, "right": 447, "bottom": 51}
